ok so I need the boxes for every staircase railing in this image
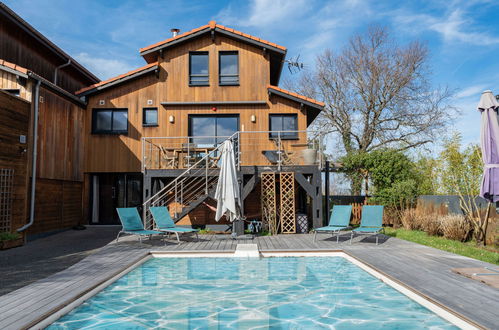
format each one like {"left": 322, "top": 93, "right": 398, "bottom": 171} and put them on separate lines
{"left": 141, "top": 132, "right": 239, "bottom": 229}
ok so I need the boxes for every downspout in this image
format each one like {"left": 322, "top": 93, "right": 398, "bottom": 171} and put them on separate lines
{"left": 54, "top": 59, "right": 71, "bottom": 85}
{"left": 17, "top": 78, "right": 41, "bottom": 233}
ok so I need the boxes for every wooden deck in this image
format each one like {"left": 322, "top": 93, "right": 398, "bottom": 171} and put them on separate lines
{"left": 0, "top": 233, "right": 497, "bottom": 329}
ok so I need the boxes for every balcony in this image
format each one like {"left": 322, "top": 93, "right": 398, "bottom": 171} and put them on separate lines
{"left": 141, "top": 130, "right": 325, "bottom": 171}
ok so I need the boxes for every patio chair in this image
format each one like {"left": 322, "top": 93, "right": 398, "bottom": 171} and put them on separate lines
{"left": 150, "top": 206, "right": 199, "bottom": 243}
{"left": 350, "top": 205, "right": 384, "bottom": 245}
{"left": 314, "top": 205, "right": 352, "bottom": 243}
{"left": 116, "top": 207, "right": 164, "bottom": 244}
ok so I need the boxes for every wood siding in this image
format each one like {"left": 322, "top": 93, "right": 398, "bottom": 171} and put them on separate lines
{"left": 0, "top": 91, "right": 30, "bottom": 234}
{"left": 160, "top": 34, "right": 269, "bottom": 102}
{"left": 28, "top": 179, "right": 83, "bottom": 235}
{"left": 0, "top": 14, "right": 95, "bottom": 93}
{"left": 85, "top": 77, "right": 309, "bottom": 172}
{"left": 37, "top": 87, "right": 85, "bottom": 181}
{"left": 0, "top": 70, "right": 32, "bottom": 101}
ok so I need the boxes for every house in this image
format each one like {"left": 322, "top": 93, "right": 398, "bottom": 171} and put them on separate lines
{"left": 0, "top": 2, "right": 99, "bottom": 239}
{"left": 76, "top": 21, "right": 325, "bottom": 232}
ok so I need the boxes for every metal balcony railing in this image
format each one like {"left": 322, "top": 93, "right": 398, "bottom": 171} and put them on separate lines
{"left": 141, "top": 130, "right": 325, "bottom": 172}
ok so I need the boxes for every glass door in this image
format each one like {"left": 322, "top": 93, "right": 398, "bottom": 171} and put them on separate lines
{"left": 94, "top": 173, "right": 143, "bottom": 225}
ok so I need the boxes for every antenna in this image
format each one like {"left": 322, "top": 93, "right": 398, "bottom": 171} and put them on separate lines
{"left": 284, "top": 54, "right": 304, "bottom": 74}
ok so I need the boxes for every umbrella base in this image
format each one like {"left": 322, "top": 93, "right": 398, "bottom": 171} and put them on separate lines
{"left": 232, "top": 219, "right": 245, "bottom": 237}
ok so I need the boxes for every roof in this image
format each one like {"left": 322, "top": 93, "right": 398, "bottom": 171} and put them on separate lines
{"left": 0, "top": 2, "right": 99, "bottom": 84}
{"left": 140, "top": 20, "right": 286, "bottom": 56}
{"left": 267, "top": 85, "right": 325, "bottom": 108}
{"left": 139, "top": 21, "right": 286, "bottom": 85}
{"left": 75, "top": 62, "right": 159, "bottom": 95}
{"left": 0, "top": 58, "right": 85, "bottom": 106}
{"left": 267, "top": 85, "right": 324, "bottom": 126}
{"left": 0, "top": 59, "right": 28, "bottom": 77}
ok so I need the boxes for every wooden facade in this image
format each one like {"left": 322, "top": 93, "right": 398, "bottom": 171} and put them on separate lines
{"left": 81, "top": 23, "right": 324, "bottom": 229}
{"left": 0, "top": 3, "right": 97, "bottom": 237}
{"left": 0, "top": 91, "right": 30, "bottom": 235}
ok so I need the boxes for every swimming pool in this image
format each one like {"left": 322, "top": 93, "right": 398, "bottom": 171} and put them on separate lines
{"left": 47, "top": 256, "right": 459, "bottom": 329}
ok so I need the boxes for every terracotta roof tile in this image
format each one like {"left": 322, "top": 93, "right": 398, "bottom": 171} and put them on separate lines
{"left": 268, "top": 85, "right": 325, "bottom": 107}
{"left": 140, "top": 21, "right": 286, "bottom": 54}
{"left": 0, "top": 59, "right": 28, "bottom": 74}
{"left": 75, "top": 62, "right": 158, "bottom": 95}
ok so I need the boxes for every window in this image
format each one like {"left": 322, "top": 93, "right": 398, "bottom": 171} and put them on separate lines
{"left": 269, "top": 114, "right": 298, "bottom": 139}
{"left": 189, "top": 52, "right": 209, "bottom": 86}
{"left": 188, "top": 115, "right": 239, "bottom": 146}
{"left": 219, "top": 51, "right": 239, "bottom": 85}
{"left": 143, "top": 107, "right": 158, "bottom": 127}
{"left": 2, "top": 89, "right": 20, "bottom": 97}
{"left": 92, "top": 108, "right": 128, "bottom": 134}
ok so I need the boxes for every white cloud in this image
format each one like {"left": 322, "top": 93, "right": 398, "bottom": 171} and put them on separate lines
{"left": 74, "top": 53, "right": 133, "bottom": 80}
{"left": 394, "top": 9, "right": 499, "bottom": 46}
{"left": 455, "top": 84, "right": 489, "bottom": 99}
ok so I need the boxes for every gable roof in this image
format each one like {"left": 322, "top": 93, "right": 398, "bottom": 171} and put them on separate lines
{"left": 268, "top": 85, "right": 324, "bottom": 108}
{"left": 0, "top": 2, "right": 99, "bottom": 84}
{"left": 267, "top": 85, "right": 324, "bottom": 126}
{"left": 75, "top": 62, "right": 159, "bottom": 96}
{"left": 140, "top": 20, "right": 286, "bottom": 57}
{"left": 139, "top": 21, "right": 286, "bottom": 86}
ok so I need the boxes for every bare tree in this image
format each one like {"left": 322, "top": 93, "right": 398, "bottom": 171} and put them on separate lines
{"left": 299, "top": 26, "right": 455, "bottom": 193}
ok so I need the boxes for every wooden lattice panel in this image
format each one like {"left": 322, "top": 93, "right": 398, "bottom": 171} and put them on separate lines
{"left": 0, "top": 169, "right": 14, "bottom": 233}
{"left": 280, "top": 172, "right": 296, "bottom": 234}
{"left": 261, "top": 172, "right": 277, "bottom": 234}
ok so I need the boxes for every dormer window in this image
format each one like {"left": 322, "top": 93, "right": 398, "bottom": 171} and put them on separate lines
{"left": 219, "top": 51, "right": 239, "bottom": 85}
{"left": 189, "top": 52, "right": 209, "bottom": 86}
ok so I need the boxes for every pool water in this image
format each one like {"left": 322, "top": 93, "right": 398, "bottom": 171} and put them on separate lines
{"left": 48, "top": 257, "right": 457, "bottom": 329}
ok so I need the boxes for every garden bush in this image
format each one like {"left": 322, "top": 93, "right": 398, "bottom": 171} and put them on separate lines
{"left": 420, "top": 215, "right": 441, "bottom": 236}
{"left": 439, "top": 214, "right": 471, "bottom": 242}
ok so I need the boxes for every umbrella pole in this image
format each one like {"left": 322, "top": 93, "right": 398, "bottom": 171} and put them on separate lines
{"left": 482, "top": 201, "right": 491, "bottom": 246}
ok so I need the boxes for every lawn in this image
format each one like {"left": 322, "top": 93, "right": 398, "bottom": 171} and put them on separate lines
{"left": 384, "top": 227, "right": 499, "bottom": 265}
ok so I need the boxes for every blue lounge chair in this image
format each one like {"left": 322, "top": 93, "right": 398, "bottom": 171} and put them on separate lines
{"left": 150, "top": 206, "right": 199, "bottom": 243}
{"left": 116, "top": 207, "right": 164, "bottom": 244}
{"left": 350, "top": 205, "right": 384, "bottom": 245}
{"left": 314, "top": 205, "right": 352, "bottom": 243}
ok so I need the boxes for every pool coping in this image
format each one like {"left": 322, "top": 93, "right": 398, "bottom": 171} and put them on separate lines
{"left": 31, "top": 249, "right": 481, "bottom": 330}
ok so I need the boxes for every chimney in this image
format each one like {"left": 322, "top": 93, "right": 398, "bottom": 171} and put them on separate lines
{"left": 170, "top": 28, "right": 180, "bottom": 37}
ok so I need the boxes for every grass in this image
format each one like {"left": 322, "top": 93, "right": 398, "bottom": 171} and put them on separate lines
{"left": 0, "top": 232, "right": 20, "bottom": 241}
{"left": 384, "top": 227, "right": 499, "bottom": 265}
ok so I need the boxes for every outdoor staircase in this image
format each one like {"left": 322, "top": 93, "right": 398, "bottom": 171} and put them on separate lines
{"left": 142, "top": 134, "right": 238, "bottom": 229}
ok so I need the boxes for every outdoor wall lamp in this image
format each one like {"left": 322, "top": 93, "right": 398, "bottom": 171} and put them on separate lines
{"left": 169, "top": 115, "right": 175, "bottom": 123}
{"left": 250, "top": 114, "right": 256, "bottom": 123}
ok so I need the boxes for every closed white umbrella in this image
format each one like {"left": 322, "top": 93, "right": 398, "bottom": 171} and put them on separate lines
{"left": 215, "top": 140, "right": 241, "bottom": 223}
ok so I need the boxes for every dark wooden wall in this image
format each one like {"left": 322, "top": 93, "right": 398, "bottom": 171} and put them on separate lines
{"left": 0, "top": 91, "right": 30, "bottom": 234}
{"left": 0, "top": 11, "right": 96, "bottom": 93}
{"left": 37, "top": 88, "right": 85, "bottom": 181}
{"left": 26, "top": 88, "right": 86, "bottom": 234}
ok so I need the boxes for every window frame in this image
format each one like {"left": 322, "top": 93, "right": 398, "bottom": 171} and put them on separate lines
{"left": 91, "top": 108, "right": 128, "bottom": 135}
{"left": 142, "top": 107, "right": 158, "bottom": 127}
{"left": 188, "top": 114, "right": 240, "bottom": 145}
{"left": 219, "top": 51, "right": 239, "bottom": 86}
{"left": 268, "top": 114, "right": 298, "bottom": 140}
{"left": 189, "top": 51, "right": 209, "bottom": 86}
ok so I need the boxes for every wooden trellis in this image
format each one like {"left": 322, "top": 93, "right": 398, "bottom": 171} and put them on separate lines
{"left": 280, "top": 172, "right": 296, "bottom": 234}
{"left": 261, "top": 172, "right": 277, "bottom": 235}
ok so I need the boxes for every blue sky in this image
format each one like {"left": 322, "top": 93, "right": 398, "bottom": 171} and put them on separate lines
{"left": 5, "top": 0, "right": 499, "bottom": 148}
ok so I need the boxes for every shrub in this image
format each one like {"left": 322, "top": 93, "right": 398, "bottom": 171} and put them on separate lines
{"left": 0, "top": 232, "right": 20, "bottom": 241}
{"left": 440, "top": 214, "right": 471, "bottom": 242}
{"left": 420, "top": 215, "right": 441, "bottom": 236}
{"left": 401, "top": 209, "right": 418, "bottom": 230}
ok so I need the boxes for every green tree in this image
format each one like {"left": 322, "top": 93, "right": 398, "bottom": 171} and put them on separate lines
{"left": 341, "top": 149, "right": 418, "bottom": 207}
{"left": 436, "top": 133, "right": 487, "bottom": 245}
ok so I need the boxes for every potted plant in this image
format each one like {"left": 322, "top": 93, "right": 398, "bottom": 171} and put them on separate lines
{"left": 302, "top": 140, "right": 318, "bottom": 165}
{"left": 0, "top": 232, "right": 23, "bottom": 250}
